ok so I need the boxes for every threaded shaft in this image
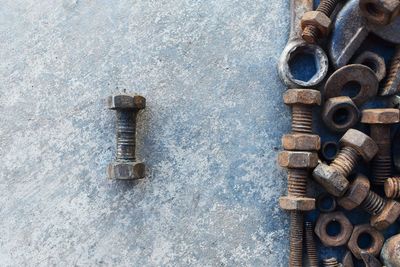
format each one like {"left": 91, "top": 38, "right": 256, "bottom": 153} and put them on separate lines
{"left": 331, "top": 146, "right": 359, "bottom": 177}
{"left": 116, "top": 110, "right": 137, "bottom": 161}
{"left": 384, "top": 46, "right": 400, "bottom": 92}
{"left": 288, "top": 169, "right": 308, "bottom": 197}
{"left": 362, "top": 190, "right": 386, "bottom": 215}
{"left": 371, "top": 126, "right": 392, "bottom": 185}
{"left": 305, "top": 222, "right": 318, "bottom": 267}
{"left": 292, "top": 105, "right": 313, "bottom": 134}
{"left": 385, "top": 177, "right": 400, "bottom": 198}
{"left": 323, "top": 258, "right": 340, "bottom": 267}
{"left": 317, "top": 0, "right": 341, "bottom": 16}
{"left": 289, "top": 211, "right": 304, "bottom": 267}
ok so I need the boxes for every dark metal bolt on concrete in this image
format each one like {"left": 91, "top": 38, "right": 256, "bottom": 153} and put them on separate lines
{"left": 107, "top": 94, "right": 146, "bottom": 180}
{"left": 305, "top": 222, "right": 319, "bottom": 267}
{"left": 323, "top": 257, "right": 340, "bottom": 267}
{"left": 385, "top": 177, "right": 400, "bottom": 198}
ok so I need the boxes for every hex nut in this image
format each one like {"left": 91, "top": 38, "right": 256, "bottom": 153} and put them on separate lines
{"left": 314, "top": 211, "right": 353, "bottom": 247}
{"left": 347, "top": 224, "right": 384, "bottom": 259}
{"left": 283, "top": 89, "right": 322, "bottom": 106}
{"left": 317, "top": 193, "right": 337, "bottom": 213}
{"left": 107, "top": 161, "right": 145, "bottom": 180}
{"left": 340, "top": 129, "right": 378, "bottom": 162}
{"left": 361, "top": 108, "right": 400, "bottom": 124}
{"left": 360, "top": 0, "right": 400, "bottom": 25}
{"left": 312, "top": 163, "right": 350, "bottom": 197}
{"left": 354, "top": 51, "right": 387, "bottom": 82}
{"left": 108, "top": 94, "right": 146, "bottom": 110}
{"left": 322, "top": 96, "right": 360, "bottom": 132}
{"left": 338, "top": 174, "right": 370, "bottom": 210}
{"left": 301, "top": 11, "right": 332, "bottom": 37}
{"left": 282, "top": 133, "right": 321, "bottom": 151}
{"left": 279, "top": 196, "right": 316, "bottom": 211}
{"left": 321, "top": 141, "right": 339, "bottom": 161}
{"left": 278, "top": 151, "right": 319, "bottom": 169}
{"left": 371, "top": 200, "right": 400, "bottom": 230}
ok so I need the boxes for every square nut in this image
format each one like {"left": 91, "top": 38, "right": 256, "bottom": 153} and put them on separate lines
{"left": 278, "top": 151, "right": 319, "bottom": 169}
{"left": 282, "top": 133, "right": 321, "bottom": 151}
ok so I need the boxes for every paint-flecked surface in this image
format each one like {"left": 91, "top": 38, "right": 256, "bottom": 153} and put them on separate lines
{"left": 0, "top": 1, "right": 290, "bottom": 266}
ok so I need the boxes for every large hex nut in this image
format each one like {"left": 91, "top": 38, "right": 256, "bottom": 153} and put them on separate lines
{"left": 361, "top": 108, "right": 400, "bottom": 124}
{"left": 107, "top": 94, "right": 146, "bottom": 110}
{"left": 360, "top": 0, "right": 400, "bottom": 25}
{"left": 301, "top": 11, "right": 332, "bottom": 37}
{"left": 278, "top": 151, "right": 319, "bottom": 169}
{"left": 340, "top": 129, "right": 378, "bottom": 162}
{"left": 322, "top": 96, "right": 360, "bottom": 132}
{"left": 312, "top": 163, "right": 350, "bottom": 197}
{"left": 314, "top": 211, "right": 353, "bottom": 247}
{"left": 282, "top": 133, "right": 321, "bottom": 151}
{"left": 283, "top": 89, "right": 321, "bottom": 106}
{"left": 107, "top": 161, "right": 145, "bottom": 180}
{"left": 371, "top": 200, "right": 400, "bottom": 230}
{"left": 338, "top": 174, "right": 370, "bottom": 210}
{"left": 347, "top": 224, "right": 384, "bottom": 259}
{"left": 279, "top": 196, "right": 316, "bottom": 211}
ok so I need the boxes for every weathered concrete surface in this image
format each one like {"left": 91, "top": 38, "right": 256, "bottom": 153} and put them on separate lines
{"left": 0, "top": 0, "right": 290, "bottom": 266}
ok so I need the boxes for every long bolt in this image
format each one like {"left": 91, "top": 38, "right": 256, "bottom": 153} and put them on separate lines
{"left": 302, "top": 0, "right": 341, "bottom": 43}
{"left": 385, "top": 177, "right": 400, "bottom": 198}
{"left": 382, "top": 46, "right": 400, "bottom": 95}
{"left": 323, "top": 258, "right": 340, "bottom": 267}
{"left": 305, "top": 222, "right": 319, "bottom": 267}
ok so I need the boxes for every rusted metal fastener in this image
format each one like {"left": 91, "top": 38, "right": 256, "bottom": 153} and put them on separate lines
{"left": 301, "top": 0, "right": 342, "bottom": 44}
{"left": 342, "top": 251, "right": 354, "bottom": 267}
{"left": 338, "top": 174, "right": 400, "bottom": 230}
{"left": 107, "top": 94, "right": 146, "bottom": 180}
{"left": 323, "top": 257, "right": 341, "bottom": 267}
{"left": 354, "top": 51, "right": 387, "bottom": 82}
{"left": 305, "top": 222, "right": 319, "bottom": 267}
{"left": 314, "top": 211, "right": 353, "bottom": 247}
{"left": 359, "top": 0, "right": 400, "bottom": 25}
{"left": 382, "top": 46, "right": 400, "bottom": 96}
{"left": 360, "top": 251, "right": 383, "bottom": 267}
{"left": 322, "top": 96, "right": 360, "bottom": 133}
{"left": 381, "top": 234, "right": 400, "bottom": 267}
{"left": 348, "top": 224, "right": 384, "bottom": 260}
{"left": 362, "top": 109, "right": 400, "bottom": 186}
{"left": 317, "top": 193, "right": 337, "bottom": 213}
{"left": 313, "top": 129, "right": 378, "bottom": 197}
{"left": 385, "top": 177, "right": 400, "bottom": 198}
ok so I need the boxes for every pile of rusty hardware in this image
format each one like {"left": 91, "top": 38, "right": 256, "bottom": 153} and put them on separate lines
{"left": 278, "top": 0, "right": 400, "bottom": 266}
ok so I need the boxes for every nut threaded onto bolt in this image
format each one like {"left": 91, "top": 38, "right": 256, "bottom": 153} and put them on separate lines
{"left": 302, "top": 26, "right": 320, "bottom": 44}
{"left": 362, "top": 190, "right": 386, "bottom": 215}
{"left": 305, "top": 222, "right": 318, "bottom": 267}
{"left": 290, "top": 211, "right": 304, "bottom": 267}
{"left": 383, "top": 46, "right": 400, "bottom": 93}
{"left": 330, "top": 146, "right": 359, "bottom": 177}
{"left": 116, "top": 111, "right": 137, "bottom": 161}
{"left": 323, "top": 258, "right": 340, "bottom": 267}
{"left": 288, "top": 169, "right": 308, "bottom": 197}
{"left": 385, "top": 177, "right": 400, "bottom": 198}
{"left": 292, "top": 105, "right": 313, "bottom": 134}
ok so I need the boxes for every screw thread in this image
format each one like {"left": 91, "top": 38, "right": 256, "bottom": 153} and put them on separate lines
{"left": 289, "top": 211, "right": 304, "bottom": 267}
{"left": 116, "top": 110, "right": 137, "bottom": 161}
{"left": 292, "top": 105, "right": 313, "bottom": 134}
{"left": 331, "top": 146, "right": 359, "bottom": 177}
{"left": 362, "top": 190, "right": 386, "bottom": 215}
{"left": 384, "top": 46, "right": 400, "bottom": 92}
{"left": 323, "top": 258, "right": 340, "bottom": 267}
{"left": 305, "top": 222, "right": 318, "bottom": 267}
{"left": 370, "top": 125, "right": 392, "bottom": 185}
{"left": 302, "top": 25, "right": 320, "bottom": 44}
{"left": 317, "top": 0, "right": 341, "bottom": 16}
{"left": 385, "top": 177, "right": 400, "bottom": 198}
{"left": 288, "top": 169, "right": 308, "bottom": 197}
{"left": 372, "top": 155, "right": 392, "bottom": 185}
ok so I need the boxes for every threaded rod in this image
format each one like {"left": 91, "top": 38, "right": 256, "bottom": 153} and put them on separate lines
{"left": 292, "top": 105, "right": 313, "bottom": 134}
{"left": 331, "top": 146, "right": 359, "bottom": 177}
{"left": 305, "top": 222, "right": 318, "bottom": 267}
{"left": 362, "top": 190, "right": 386, "bottom": 215}
{"left": 116, "top": 110, "right": 137, "bottom": 161}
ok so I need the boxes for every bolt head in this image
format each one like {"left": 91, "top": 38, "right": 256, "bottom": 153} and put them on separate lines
{"left": 107, "top": 161, "right": 145, "bottom": 180}
{"left": 283, "top": 89, "right": 321, "bottom": 106}
{"left": 278, "top": 151, "right": 319, "bottom": 169}
{"left": 338, "top": 173, "right": 370, "bottom": 210}
{"left": 340, "top": 129, "right": 378, "bottom": 162}
{"left": 108, "top": 94, "right": 146, "bottom": 110}
{"left": 279, "top": 196, "right": 315, "bottom": 211}
{"left": 282, "top": 133, "right": 321, "bottom": 151}
{"left": 371, "top": 200, "right": 400, "bottom": 230}
{"left": 312, "top": 163, "right": 350, "bottom": 197}
{"left": 361, "top": 108, "right": 400, "bottom": 124}
{"left": 301, "top": 11, "right": 332, "bottom": 37}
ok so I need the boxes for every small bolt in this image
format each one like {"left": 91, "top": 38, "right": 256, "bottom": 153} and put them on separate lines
{"left": 382, "top": 45, "right": 400, "bottom": 95}
{"left": 305, "top": 222, "right": 319, "bottom": 267}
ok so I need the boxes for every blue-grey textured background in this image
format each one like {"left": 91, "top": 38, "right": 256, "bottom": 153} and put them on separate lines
{"left": 0, "top": 0, "right": 291, "bottom": 266}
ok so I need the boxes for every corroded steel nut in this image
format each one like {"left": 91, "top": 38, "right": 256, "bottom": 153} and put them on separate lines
{"left": 371, "top": 200, "right": 400, "bottom": 230}
{"left": 338, "top": 173, "right": 370, "bottom": 210}
{"left": 313, "top": 163, "right": 350, "bottom": 197}
{"left": 301, "top": 11, "right": 332, "bottom": 37}
{"left": 361, "top": 108, "right": 400, "bottom": 124}
{"left": 340, "top": 129, "right": 379, "bottom": 162}
{"left": 381, "top": 234, "right": 400, "bottom": 267}
{"left": 278, "top": 151, "right": 319, "bottom": 169}
{"left": 360, "top": 0, "right": 400, "bottom": 25}
{"left": 322, "top": 96, "right": 360, "bottom": 132}
{"left": 283, "top": 89, "right": 322, "bottom": 106}
{"left": 354, "top": 51, "right": 387, "bottom": 82}
{"left": 282, "top": 133, "right": 321, "bottom": 151}
{"left": 317, "top": 193, "right": 337, "bottom": 213}
{"left": 314, "top": 211, "right": 353, "bottom": 247}
{"left": 279, "top": 196, "right": 316, "bottom": 211}
{"left": 107, "top": 94, "right": 146, "bottom": 110}
{"left": 321, "top": 141, "right": 339, "bottom": 161}
{"left": 347, "top": 224, "right": 384, "bottom": 259}
{"left": 325, "top": 64, "right": 379, "bottom": 107}
{"left": 107, "top": 162, "right": 145, "bottom": 180}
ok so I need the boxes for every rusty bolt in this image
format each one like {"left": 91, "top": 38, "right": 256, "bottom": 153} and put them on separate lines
{"left": 322, "top": 96, "right": 360, "bottom": 132}
{"left": 381, "top": 234, "right": 400, "bottom": 267}
{"left": 348, "top": 224, "right": 384, "bottom": 259}
{"left": 314, "top": 211, "right": 353, "bottom": 247}
{"left": 354, "top": 51, "right": 387, "bottom": 82}
{"left": 305, "top": 222, "right": 319, "bottom": 267}
{"left": 322, "top": 258, "right": 341, "bottom": 267}
{"left": 362, "top": 108, "right": 400, "bottom": 185}
{"left": 385, "top": 177, "right": 400, "bottom": 198}
{"left": 282, "top": 133, "right": 321, "bottom": 151}
{"left": 107, "top": 94, "right": 146, "bottom": 180}
{"left": 359, "top": 0, "right": 400, "bottom": 25}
